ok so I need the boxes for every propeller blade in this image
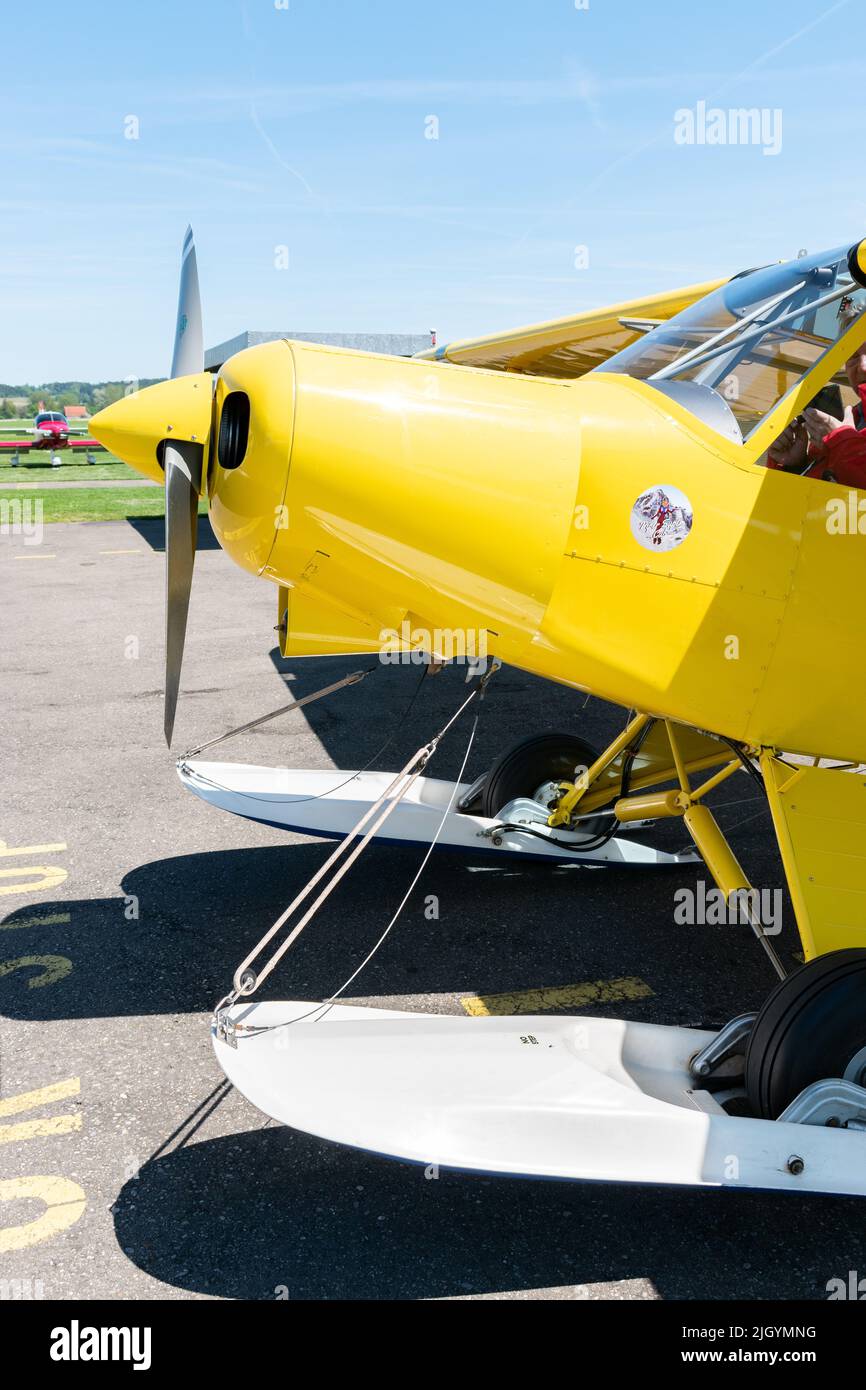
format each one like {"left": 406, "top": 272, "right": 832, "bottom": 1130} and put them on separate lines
{"left": 164, "top": 440, "right": 203, "bottom": 746}
{"left": 170, "top": 225, "right": 203, "bottom": 380}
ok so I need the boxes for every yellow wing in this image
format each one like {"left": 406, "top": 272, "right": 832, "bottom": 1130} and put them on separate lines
{"left": 417, "top": 278, "right": 726, "bottom": 378}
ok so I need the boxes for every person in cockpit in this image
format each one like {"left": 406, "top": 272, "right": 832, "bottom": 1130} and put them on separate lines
{"left": 767, "top": 316, "right": 866, "bottom": 485}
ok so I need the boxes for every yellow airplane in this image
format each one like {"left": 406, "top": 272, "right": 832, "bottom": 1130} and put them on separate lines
{"left": 91, "top": 229, "right": 866, "bottom": 1195}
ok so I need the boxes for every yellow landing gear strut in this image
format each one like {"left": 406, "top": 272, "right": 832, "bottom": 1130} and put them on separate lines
{"left": 548, "top": 715, "right": 787, "bottom": 979}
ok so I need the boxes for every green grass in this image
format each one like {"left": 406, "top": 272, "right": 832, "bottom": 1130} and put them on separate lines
{"left": 5, "top": 488, "right": 207, "bottom": 524}
{"left": 0, "top": 420, "right": 194, "bottom": 521}
{"left": 0, "top": 441, "right": 142, "bottom": 484}
{"left": 1, "top": 457, "right": 144, "bottom": 482}
{"left": 0, "top": 426, "right": 194, "bottom": 522}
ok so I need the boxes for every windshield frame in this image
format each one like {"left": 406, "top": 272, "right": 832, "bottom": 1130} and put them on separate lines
{"left": 594, "top": 245, "right": 866, "bottom": 458}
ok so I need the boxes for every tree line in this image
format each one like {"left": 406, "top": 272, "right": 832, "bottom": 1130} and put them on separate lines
{"left": 0, "top": 379, "right": 164, "bottom": 417}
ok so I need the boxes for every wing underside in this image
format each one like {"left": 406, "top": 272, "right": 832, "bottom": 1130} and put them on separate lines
{"left": 417, "top": 278, "right": 726, "bottom": 378}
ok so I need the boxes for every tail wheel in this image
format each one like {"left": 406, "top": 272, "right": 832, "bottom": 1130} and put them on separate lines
{"left": 480, "top": 731, "right": 613, "bottom": 846}
{"left": 746, "top": 948, "right": 866, "bottom": 1119}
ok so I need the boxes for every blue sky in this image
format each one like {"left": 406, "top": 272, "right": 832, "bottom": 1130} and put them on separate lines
{"left": 1, "top": 0, "right": 864, "bottom": 381}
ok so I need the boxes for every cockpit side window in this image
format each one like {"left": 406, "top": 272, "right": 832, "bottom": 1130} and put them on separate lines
{"left": 595, "top": 245, "right": 866, "bottom": 443}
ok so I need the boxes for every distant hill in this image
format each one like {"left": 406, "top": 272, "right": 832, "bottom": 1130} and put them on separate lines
{"left": 0, "top": 379, "right": 166, "bottom": 418}
{"left": 0, "top": 379, "right": 165, "bottom": 396}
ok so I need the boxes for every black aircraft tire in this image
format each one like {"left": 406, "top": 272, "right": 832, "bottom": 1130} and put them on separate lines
{"left": 745, "top": 948, "right": 866, "bottom": 1119}
{"left": 480, "top": 731, "right": 612, "bottom": 844}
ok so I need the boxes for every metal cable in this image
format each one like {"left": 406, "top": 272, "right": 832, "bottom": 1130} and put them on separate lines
{"left": 218, "top": 686, "right": 484, "bottom": 1038}
{"left": 181, "top": 663, "right": 431, "bottom": 808}
{"left": 179, "top": 666, "right": 378, "bottom": 761}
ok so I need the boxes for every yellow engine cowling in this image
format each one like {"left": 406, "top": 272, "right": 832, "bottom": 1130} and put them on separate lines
{"left": 209, "top": 338, "right": 586, "bottom": 672}
{"left": 206, "top": 337, "right": 866, "bottom": 765}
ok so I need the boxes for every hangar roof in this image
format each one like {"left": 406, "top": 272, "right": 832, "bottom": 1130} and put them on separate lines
{"left": 205, "top": 330, "right": 434, "bottom": 371}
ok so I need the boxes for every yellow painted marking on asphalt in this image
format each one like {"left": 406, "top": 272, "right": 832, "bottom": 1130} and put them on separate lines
{"left": 0, "top": 866, "right": 68, "bottom": 895}
{"left": 0, "top": 955, "right": 73, "bottom": 988}
{"left": 99, "top": 548, "right": 141, "bottom": 555}
{"left": 0, "top": 911, "right": 70, "bottom": 930}
{"left": 0, "top": 1175, "right": 86, "bottom": 1252}
{"left": 0, "top": 1114, "right": 82, "bottom": 1145}
{"left": 12, "top": 553, "right": 56, "bottom": 560}
{"left": 460, "top": 976, "right": 654, "bottom": 1017}
{"left": 0, "top": 1077, "right": 80, "bottom": 1118}
{"left": 0, "top": 840, "right": 67, "bottom": 857}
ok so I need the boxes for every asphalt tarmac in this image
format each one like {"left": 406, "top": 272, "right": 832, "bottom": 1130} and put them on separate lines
{"left": 2, "top": 515, "right": 864, "bottom": 1301}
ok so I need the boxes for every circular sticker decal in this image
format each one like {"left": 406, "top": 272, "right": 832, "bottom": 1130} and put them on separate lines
{"left": 630, "top": 484, "right": 693, "bottom": 552}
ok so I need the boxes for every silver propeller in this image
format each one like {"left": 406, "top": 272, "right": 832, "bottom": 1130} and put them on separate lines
{"left": 164, "top": 225, "right": 205, "bottom": 746}
{"left": 164, "top": 439, "right": 203, "bottom": 745}
{"left": 170, "top": 224, "right": 203, "bottom": 378}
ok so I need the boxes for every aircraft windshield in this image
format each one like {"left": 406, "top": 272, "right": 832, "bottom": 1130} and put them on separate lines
{"left": 596, "top": 245, "right": 866, "bottom": 440}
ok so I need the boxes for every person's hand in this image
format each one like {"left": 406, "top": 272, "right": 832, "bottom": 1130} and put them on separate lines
{"left": 768, "top": 418, "right": 808, "bottom": 471}
{"left": 803, "top": 404, "right": 855, "bottom": 446}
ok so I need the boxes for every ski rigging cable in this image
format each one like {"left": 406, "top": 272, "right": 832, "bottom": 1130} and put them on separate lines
{"left": 214, "top": 665, "right": 498, "bottom": 1042}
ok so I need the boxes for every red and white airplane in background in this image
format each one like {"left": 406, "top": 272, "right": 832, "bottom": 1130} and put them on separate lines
{"left": 0, "top": 411, "right": 104, "bottom": 467}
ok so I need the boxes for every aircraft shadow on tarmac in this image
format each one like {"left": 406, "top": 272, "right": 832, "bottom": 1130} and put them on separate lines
{"left": 265, "top": 649, "right": 611, "bottom": 787}
{"left": 125, "top": 513, "right": 221, "bottom": 553}
{"left": 0, "top": 663, "right": 789, "bottom": 1024}
{"left": 0, "top": 649, "right": 810, "bottom": 1300}
{"left": 111, "top": 1123, "right": 864, "bottom": 1300}
{"left": 0, "top": 840, "right": 737, "bottom": 1022}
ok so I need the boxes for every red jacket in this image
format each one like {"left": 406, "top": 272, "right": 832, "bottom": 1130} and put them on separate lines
{"left": 806, "top": 383, "right": 866, "bottom": 487}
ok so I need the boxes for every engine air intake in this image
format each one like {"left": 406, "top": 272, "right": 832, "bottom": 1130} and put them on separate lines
{"left": 217, "top": 391, "right": 250, "bottom": 471}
